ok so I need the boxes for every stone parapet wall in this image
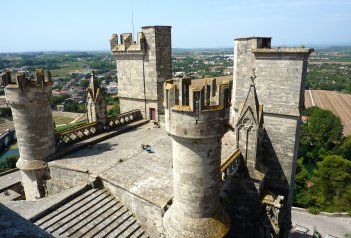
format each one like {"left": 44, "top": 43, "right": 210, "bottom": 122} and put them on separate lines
{"left": 164, "top": 78, "right": 230, "bottom": 139}
{"left": 102, "top": 180, "right": 165, "bottom": 238}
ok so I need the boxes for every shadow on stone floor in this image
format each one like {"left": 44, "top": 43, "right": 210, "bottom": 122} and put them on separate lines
{"left": 289, "top": 231, "right": 312, "bottom": 238}
{"left": 222, "top": 160, "right": 275, "bottom": 238}
{"left": 59, "top": 142, "right": 118, "bottom": 159}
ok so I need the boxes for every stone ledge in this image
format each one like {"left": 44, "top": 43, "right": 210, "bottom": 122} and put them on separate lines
{"left": 252, "top": 48, "right": 314, "bottom": 54}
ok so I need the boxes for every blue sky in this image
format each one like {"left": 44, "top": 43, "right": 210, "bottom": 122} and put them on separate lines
{"left": 1, "top": 0, "right": 350, "bottom": 52}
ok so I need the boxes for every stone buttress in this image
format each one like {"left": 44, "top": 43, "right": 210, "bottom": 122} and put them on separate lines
{"left": 231, "top": 37, "right": 313, "bottom": 236}
{"left": 163, "top": 78, "right": 231, "bottom": 238}
{"left": 5, "top": 69, "right": 55, "bottom": 200}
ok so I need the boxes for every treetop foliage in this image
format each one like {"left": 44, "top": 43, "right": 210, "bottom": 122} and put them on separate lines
{"left": 294, "top": 106, "right": 351, "bottom": 214}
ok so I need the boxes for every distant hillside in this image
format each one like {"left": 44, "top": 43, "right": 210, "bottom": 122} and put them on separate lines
{"left": 172, "top": 48, "right": 233, "bottom": 55}
{"left": 322, "top": 46, "right": 351, "bottom": 52}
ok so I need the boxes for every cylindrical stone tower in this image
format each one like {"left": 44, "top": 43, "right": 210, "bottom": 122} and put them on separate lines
{"left": 163, "top": 78, "right": 231, "bottom": 238}
{"left": 5, "top": 70, "right": 56, "bottom": 200}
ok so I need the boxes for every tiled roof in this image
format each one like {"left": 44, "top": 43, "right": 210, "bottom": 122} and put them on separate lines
{"left": 33, "top": 188, "right": 148, "bottom": 238}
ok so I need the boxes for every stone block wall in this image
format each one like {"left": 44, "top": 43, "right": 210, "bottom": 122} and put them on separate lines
{"left": 47, "top": 166, "right": 91, "bottom": 195}
{"left": 119, "top": 98, "right": 159, "bottom": 120}
{"left": 253, "top": 54, "right": 309, "bottom": 116}
{"left": 102, "top": 180, "right": 166, "bottom": 238}
{"left": 116, "top": 55, "right": 145, "bottom": 100}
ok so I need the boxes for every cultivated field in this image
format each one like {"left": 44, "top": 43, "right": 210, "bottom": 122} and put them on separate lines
{"left": 0, "top": 112, "right": 84, "bottom": 135}
{"left": 305, "top": 90, "right": 351, "bottom": 135}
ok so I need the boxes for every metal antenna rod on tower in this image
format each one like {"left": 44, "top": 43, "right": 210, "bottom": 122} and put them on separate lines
{"left": 132, "top": 8, "right": 135, "bottom": 43}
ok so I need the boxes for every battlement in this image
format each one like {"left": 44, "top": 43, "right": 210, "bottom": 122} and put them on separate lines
{"left": 4, "top": 69, "right": 52, "bottom": 90}
{"left": 235, "top": 37, "right": 272, "bottom": 49}
{"left": 164, "top": 78, "right": 231, "bottom": 139}
{"left": 110, "top": 32, "right": 145, "bottom": 53}
{"left": 0, "top": 70, "right": 12, "bottom": 87}
{"left": 164, "top": 78, "right": 230, "bottom": 113}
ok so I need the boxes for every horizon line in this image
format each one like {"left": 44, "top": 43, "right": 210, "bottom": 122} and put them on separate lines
{"left": 1, "top": 44, "right": 351, "bottom": 54}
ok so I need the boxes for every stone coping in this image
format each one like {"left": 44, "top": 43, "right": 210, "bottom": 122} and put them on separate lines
{"left": 252, "top": 48, "right": 314, "bottom": 54}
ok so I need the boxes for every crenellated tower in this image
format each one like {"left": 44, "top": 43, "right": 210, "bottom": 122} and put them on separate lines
{"left": 110, "top": 26, "right": 172, "bottom": 121}
{"left": 5, "top": 69, "right": 56, "bottom": 200}
{"left": 163, "top": 78, "right": 231, "bottom": 238}
{"left": 0, "top": 70, "right": 12, "bottom": 87}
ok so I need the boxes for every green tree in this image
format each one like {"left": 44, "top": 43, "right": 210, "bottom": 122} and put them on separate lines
{"left": 293, "top": 158, "right": 310, "bottom": 207}
{"left": 0, "top": 155, "right": 19, "bottom": 171}
{"left": 310, "top": 155, "right": 351, "bottom": 211}
{"left": 335, "top": 136, "right": 351, "bottom": 161}
{"left": 299, "top": 107, "right": 343, "bottom": 163}
{"left": 65, "top": 102, "right": 86, "bottom": 113}
{"left": 308, "top": 107, "right": 343, "bottom": 149}
{"left": 51, "top": 94, "right": 69, "bottom": 108}
{"left": 0, "top": 108, "right": 12, "bottom": 117}
{"left": 79, "top": 79, "right": 90, "bottom": 89}
{"left": 108, "top": 102, "right": 120, "bottom": 116}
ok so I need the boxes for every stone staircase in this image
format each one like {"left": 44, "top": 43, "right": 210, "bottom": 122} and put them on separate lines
{"left": 33, "top": 188, "right": 148, "bottom": 238}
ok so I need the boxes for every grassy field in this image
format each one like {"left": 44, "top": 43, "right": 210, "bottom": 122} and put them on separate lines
{"left": 50, "top": 61, "right": 88, "bottom": 77}
{"left": 52, "top": 115, "right": 74, "bottom": 125}
{"left": 9, "top": 143, "right": 18, "bottom": 149}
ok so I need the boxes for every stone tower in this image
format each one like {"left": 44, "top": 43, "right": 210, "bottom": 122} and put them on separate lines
{"left": 86, "top": 71, "right": 107, "bottom": 126}
{"left": 110, "top": 26, "right": 172, "bottom": 121}
{"left": 163, "top": 78, "right": 231, "bottom": 238}
{"left": 5, "top": 69, "right": 56, "bottom": 200}
{"left": 231, "top": 37, "right": 313, "bottom": 235}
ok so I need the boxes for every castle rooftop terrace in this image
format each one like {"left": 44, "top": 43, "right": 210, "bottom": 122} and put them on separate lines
{"left": 48, "top": 123, "right": 236, "bottom": 209}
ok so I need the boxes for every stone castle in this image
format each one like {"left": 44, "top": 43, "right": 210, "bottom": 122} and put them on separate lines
{"left": 0, "top": 26, "right": 313, "bottom": 238}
